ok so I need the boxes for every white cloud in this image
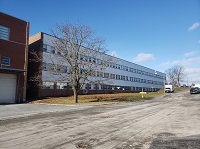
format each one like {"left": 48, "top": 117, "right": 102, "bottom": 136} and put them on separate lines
{"left": 184, "top": 51, "right": 199, "bottom": 57}
{"left": 133, "top": 53, "right": 154, "bottom": 63}
{"left": 188, "top": 22, "right": 200, "bottom": 31}
{"left": 185, "top": 68, "right": 200, "bottom": 74}
{"left": 160, "top": 51, "right": 200, "bottom": 85}
{"left": 111, "top": 51, "right": 117, "bottom": 57}
{"left": 160, "top": 57, "right": 200, "bottom": 67}
{"left": 184, "top": 68, "right": 200, "bottom": 85}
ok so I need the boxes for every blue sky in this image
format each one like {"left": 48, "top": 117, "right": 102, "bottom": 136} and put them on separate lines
{"left": 1, "top": 0, "right": 200, "bottom": 85}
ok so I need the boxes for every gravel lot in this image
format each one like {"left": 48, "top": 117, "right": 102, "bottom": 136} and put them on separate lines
{"left": 0, "top": 91, "right": 200, "bottom": 149}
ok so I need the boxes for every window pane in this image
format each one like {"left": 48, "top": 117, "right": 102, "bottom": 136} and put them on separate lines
{"left": 1, "top": 56, "right": 10, "bottom": 65}
{"left": 0, "top": 25, "right": 10, "bottom": 40}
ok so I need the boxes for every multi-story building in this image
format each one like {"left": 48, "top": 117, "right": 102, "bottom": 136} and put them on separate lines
{"left": 0, "top": 12, "right": 29, "bottom": 103}
{"left": 27, "top": 32, "right": 165, "bottom": 99}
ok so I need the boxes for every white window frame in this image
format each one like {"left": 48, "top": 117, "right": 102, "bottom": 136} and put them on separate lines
{"left": 1, "top": 56, "right": 10, "bottom": 66}
{"left": 0, "top": 25, "right": 10, "bottom": 40}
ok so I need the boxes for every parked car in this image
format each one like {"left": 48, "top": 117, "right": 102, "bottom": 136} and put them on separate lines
{"left": 190, "top": 87, "right": 200, "bottom": 94}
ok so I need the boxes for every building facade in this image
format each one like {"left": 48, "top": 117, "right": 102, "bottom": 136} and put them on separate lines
{"left": 27, "top": 32, "right": 165, "bottom": 99}
{"left": 0, "top": 12, "right": 29, "bottom": 103}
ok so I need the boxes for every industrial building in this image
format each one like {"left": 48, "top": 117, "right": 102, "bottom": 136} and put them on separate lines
{"left": 27, "top": 32, "right": 165, "bottom": 99}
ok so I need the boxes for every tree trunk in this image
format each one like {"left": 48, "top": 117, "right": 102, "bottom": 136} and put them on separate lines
{"left": 73, "top": 88, "right": 78, "bottom": 103}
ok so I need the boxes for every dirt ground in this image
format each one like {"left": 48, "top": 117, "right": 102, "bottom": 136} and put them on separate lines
{"left": 0, "top": 91, "right": 200, "bottom": 149}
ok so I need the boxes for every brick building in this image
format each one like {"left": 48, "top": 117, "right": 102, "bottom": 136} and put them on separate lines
{"left": 0, "top": 12, "right": 29, "bottom": 103}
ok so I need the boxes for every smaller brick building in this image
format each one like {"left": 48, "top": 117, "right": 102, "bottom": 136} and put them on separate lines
{"left": 0, "top": 12, "right": 29, "bottom": 103}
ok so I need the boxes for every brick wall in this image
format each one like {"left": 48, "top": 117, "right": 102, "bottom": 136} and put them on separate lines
{"left": 0, "top": 12, "right": 27, "bottom": 44}
{"left": 0, "top": 12, "right": 28, "bottom": 70}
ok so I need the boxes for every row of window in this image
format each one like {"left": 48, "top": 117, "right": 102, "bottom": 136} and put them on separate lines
{"left": 110, "top": 63, "right": 163, "bottom": 79}
{"left": 43, "top": 62, "right": 67, "bottom": 73}
{"left": 42, "top": 62, "right": 163, "bottom": 85}
{"left": 43, "top": 44, "right": 164, "bottom": 80}
{"left": 42, "top": 81, "right": 160, "bottom": 91}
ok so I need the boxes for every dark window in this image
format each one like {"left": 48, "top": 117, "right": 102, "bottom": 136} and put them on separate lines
{"left": 1, "top": 56, "right": 10, "bottom": 66}
{"left": 126, "top": 76, "right": 129, "bottom": 81}
{"left": 121, "top": 75, "right": 125, "bottom": 80}
{"left": 116, "top": 75, "right": 120, "bottom": 80}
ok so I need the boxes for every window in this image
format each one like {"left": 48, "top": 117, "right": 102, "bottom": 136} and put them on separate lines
{"left": 50, "top": 46, "right": 56, "bottom": 54}
{"left": 59, "top": 83, "right": 66, "bottom": 89}
{"left": 80, "top": 55, "right": 84, "bottom": 60}
{"left": 42, "top": 62, "right": 47, "bottom": 71}
{"left": 124, "top": 66, "right": 128, "bottom": 71}
{"left": 110, "top": 63, "right": 115, "bottom": 68}
{"left": 90, "top": 71, "right": 96, "bottom": 77}
{"left": 42, "top": 81, "right": 54, "bottom": 89}
{"left": 85, "top": 56, "right": 89, "bottom": 61}
{"left": 135, "top": 78, "right": 140, "bottom": 82}
{"left": 116, "top": 75, "right": 120, "bottom": 80}
{"left": 43, "top": 44, "right": 47, "bottom": 52}
{"left": 98, "top": 59, "right": 103, "bottom": 65}
{"left": 51, "top": 49, "right": 55, "bottom": 54}
{"left": 97, "top": 71, "right": 103, "bottom": 77}
{"left": 57, "top": 51, "right": 61, "bottom": 55}
{"left": 0, "top": 25, "right": 10, "bottom": 40}
{"left": 110, "top": 74, "right": 115, "bottom": 79}
{"left": 121, "top": 75, "right": 125, "bottom": 80}
{"left": 126, "top": 76, "right": 129, "bottom": 81}
{"left": 94, "top": 84, "right": 100, "bottom": 90}
{"left": 58, "top": 65, "right": 67, "bottom": 73}
{"left": 137, "top": 70, "right": 141, "bottom": 74}
{"left": 86, "top": 84, "right": 91, "bottom": 90}
{"left": 129, "top": 68, "right": 134, "bottom": 72}
{"left": 93, "top": 58, "right": 96, "bottom": 63}
{"left": 104, "top": 73, "right": 109, "bottom": 78}
{"left": 104, "top": 85, "right": 110, "bottom": 90}
{"left": 88, "top": 57, "right": 92, "bottom": 62}
{"left": 1, "top": 56, "right": 10, "bottom": 66}
{"left": 121, "top": 66, "right": 127, "bottom": 71}
{"left": 116, "top": 64, "right": 121, "bottom": 69}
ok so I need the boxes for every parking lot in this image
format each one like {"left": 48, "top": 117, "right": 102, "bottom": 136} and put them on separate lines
{"left": 0, "top": 91, "right": 200, "bottom": 149}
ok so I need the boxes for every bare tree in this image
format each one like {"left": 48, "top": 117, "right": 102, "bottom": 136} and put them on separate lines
{"left": 165, "top": 65, "right": 185, "bottom": 87}
{"left": 165, "top": 68, "right": 177, "bottom": 86}
{"left": 33, "top": 22, "right": 113, "bottom": 103}
{"left": 173, "top": 65, "right": 185, "bottom": 87}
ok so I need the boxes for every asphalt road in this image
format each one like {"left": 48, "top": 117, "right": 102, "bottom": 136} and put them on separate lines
{"left": 0, "top": 91, "right": 200, "bottom": 149}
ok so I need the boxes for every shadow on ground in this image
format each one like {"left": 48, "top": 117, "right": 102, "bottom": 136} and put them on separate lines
{"left": 149, "top": 133, "right": 200, "bottom": 149}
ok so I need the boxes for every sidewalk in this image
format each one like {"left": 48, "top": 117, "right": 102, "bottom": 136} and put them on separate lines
{"left": 0, "top": 104, "right": 89, "bottom": 120}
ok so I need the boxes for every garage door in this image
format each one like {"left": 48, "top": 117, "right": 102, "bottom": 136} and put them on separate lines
{"left": 0, "top": 73, "right": 17, "bottom": 103}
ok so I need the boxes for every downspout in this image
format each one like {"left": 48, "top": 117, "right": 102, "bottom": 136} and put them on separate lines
{"left": 23, "top": 21, "right": 30, "bottom": 103}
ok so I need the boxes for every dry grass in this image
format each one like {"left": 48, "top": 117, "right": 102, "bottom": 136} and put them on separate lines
{"left": 29, "top": 91, "right": 164, "bottom": 105}
{"left": 28, "top": 88, "right": 189, "bottom": 105}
